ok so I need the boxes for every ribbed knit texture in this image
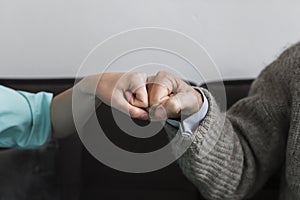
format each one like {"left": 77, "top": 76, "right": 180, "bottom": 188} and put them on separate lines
{"left": 165, "top": 42, "right": 300, "bottom": 200}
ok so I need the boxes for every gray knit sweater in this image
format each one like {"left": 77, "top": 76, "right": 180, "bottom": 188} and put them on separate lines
{"left": 166, "top": 42, "right": 300, "bottom": 200}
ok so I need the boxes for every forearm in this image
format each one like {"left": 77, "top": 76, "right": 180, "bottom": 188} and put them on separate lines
{"left": 166, "top": 88, "right": 287, "bottom": 200}
{"left": 50, "top": 72, "right": 150, "bottom": 138}
{"left": 50, "top": 76, "right": 101, "bottom": 138}
{"left": 165, "top": 89, "right": 246, "bottom": 199}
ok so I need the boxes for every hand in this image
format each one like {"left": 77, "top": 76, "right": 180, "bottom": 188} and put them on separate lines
{"left": 147, "top": 71, "right": 203, "bottom": 120}
{"left": 93, "top": 72, "right": 149, "bottom": 120}
{"left": 51, "top": 72, "right": 149, "bottom": 138}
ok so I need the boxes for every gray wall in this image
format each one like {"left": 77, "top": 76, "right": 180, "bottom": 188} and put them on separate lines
{"left": 1, "top": 0, "right": 300, "bottom": 81}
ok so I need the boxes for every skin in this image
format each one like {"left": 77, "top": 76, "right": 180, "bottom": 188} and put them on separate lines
{"left": 147, "top": 71, "right": 204, "bottom": 120}
{"left": 50, "top": 71, "right": 203, "bottom": 138}
{"left": 50, "top": 72, "right": 148, "bottom": 138}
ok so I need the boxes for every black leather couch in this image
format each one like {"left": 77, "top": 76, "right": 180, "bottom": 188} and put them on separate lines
{"left": 0, "top": 79, "right": 280, "bottom": 200}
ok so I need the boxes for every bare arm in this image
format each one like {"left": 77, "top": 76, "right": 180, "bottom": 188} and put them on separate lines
{"left": 50, "top": 73, "right": 149, "bottom": 139}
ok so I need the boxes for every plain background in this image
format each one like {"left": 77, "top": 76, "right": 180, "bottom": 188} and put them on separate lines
{"left": 1, "top": 0, "right": 300, "bottom": 81}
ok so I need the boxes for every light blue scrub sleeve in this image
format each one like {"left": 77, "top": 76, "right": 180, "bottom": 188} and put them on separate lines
{"left": 0, "top": 85, "right": 53, "bottom": 148}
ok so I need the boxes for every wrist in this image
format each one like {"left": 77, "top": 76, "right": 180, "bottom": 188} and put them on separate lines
{"left": 76, "top": 75, "right": 102, "bottom": 106}
{"left": 178, "top": 89, "right": 203, "bottom": 118}
{"left": 79, "top": 75, "right": 97, "bottom": 95}
{"left": 194, "top": 88, "right": 204, "bottom": 110}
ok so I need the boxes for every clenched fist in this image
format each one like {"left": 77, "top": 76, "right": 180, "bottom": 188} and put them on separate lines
{"left": 96, "top": 72, "right": 149, "bottom": 120}
{"left": 92, "top": 71, "right": 203, "bottom": 121}
{"left": 146, "top": 71, "right": 203, "bottom": 120}
{"left": 51, "top": 71, "right": 203, "bottom": 139}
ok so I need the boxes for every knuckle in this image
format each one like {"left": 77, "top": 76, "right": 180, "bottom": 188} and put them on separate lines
{"left": 147, "top": 76, "right": 154, "bottom": 84}
{"left": 166, "top": 99, "right": 181, "bottom": 114}
{"left": 170, "top": 101, "right": 181, "bottom": 113}
{"left": 133, "top": 72, "right": 146, "bottom": 77}
{"left": 141, "top": 71, "right": 147, "bottom": 77}
{"left": 135, "top": 72, "right": 147, "bottom": 83}
{"left": 156, "top": 70, "right": 169, "bottom": 77}
{"left": 127, "top": 73, "right": 147, "bottom": 90}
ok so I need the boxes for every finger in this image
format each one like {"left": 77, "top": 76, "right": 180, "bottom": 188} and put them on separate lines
{"left": 126, "top": 72, "right": 148, "bottom": 107}
{"left": 151, "top": 90, "right": 203, "bottom": 121}
{"left": 131, "top": 85, "right": 148, "bottom": 108}
{"left": 128, "top": 105, "right": 149, "bottom": 120}
{"left": 151, "top": 95, "right": 181, "bottom": 120}
{"left": 146, "top": 75, "right": 155, "bottom": 84}
{"left": 147, "top": 83, "right": 170, "bottom": 106}
{"left": 173, "top": 91, "right": 203, "bottom": 116}
{"left": 113, "top": 92, "right": 149, "bottom": 120}
{"left": 147, "top": 71, "right": 177, "bottom": 106}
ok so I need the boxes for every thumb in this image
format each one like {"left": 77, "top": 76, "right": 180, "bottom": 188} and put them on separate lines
{"left": 126, "top": 72, "right": 148, "bottom": 108}
{"left": 150, "top": 94, "right": 181, "bottom": 120}
{"left": 113, "top": 93, "right": 149, "bottom": 120}
{"left": 147, "top": 83, "right": 170, "bottom": 106}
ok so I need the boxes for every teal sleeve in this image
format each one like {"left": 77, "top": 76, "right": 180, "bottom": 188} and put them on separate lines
{"left": 0, "top": 85, "right": 53, "bottom": 148}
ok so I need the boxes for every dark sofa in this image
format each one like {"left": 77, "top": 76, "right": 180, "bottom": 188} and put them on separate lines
{"left": 0, "top": 79, "right": 280, "bottom": 200}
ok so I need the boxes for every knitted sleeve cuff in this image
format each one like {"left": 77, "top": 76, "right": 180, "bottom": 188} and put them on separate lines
{"left": 164, "top": 87, "right": 225, "bottom": 160}
{"left": 165, "top": 87, "right": 244, "bottom": 200}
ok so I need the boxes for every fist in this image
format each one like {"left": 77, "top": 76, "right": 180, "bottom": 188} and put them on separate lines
{"left": 146, "top": 71, "right": 203, "bottom": 120}
{"left": 95, "top": 71, "right": 203, "bottom": 121}
{"left": 96, "top": 72, "right": 149, "bottom": 120}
